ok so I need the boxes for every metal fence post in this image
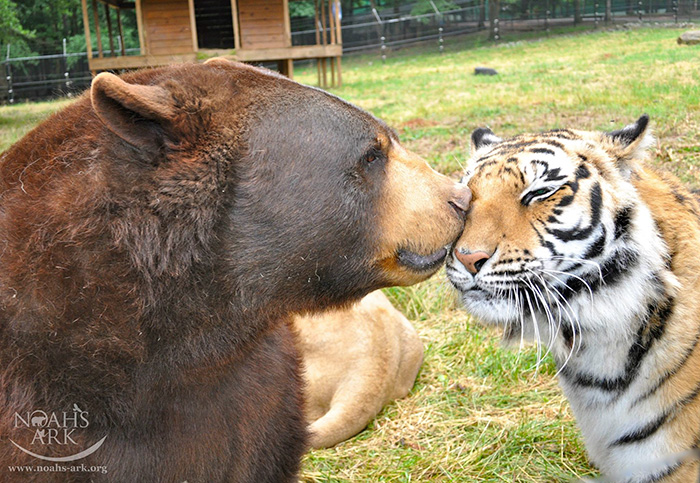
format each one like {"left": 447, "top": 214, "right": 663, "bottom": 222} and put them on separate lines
{"left": 62, "top": 38, "right": 72, "bottom": 95}
{"left": 372, "top": 8, "right": 386, "bottom": 63}
{"left": 638, "top": 1, "right": 643, "bottom": 20}
{"left": 673, "top": 0, "right": 678, "bottom": 22}
{"left": 5, "top": 44, "right": 13, "bottom": 104}
{"left": 594, "top": 3, "right": 599, "bottom": 27}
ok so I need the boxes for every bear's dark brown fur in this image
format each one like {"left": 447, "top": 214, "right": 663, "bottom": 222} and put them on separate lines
{"left": 0, "top": 60, "right": 468, "bottom": 482}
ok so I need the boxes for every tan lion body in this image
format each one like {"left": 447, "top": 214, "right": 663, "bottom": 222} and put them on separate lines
{"left": 295, "top": 290, "right": 423, "bottom": 449}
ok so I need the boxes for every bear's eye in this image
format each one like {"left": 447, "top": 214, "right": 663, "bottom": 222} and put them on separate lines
{"left": 362, "top": 146, "right": 383, "bottom": 167}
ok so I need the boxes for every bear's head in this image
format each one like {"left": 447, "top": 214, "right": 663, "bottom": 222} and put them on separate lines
{"left": 84, "top": 60, "right": 468, "bottom": 314}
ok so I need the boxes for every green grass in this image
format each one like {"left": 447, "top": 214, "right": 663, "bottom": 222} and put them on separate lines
{"left": 1, "top": 25, "right": 699, "bottom": 482}
{"left": 0, "top": 99, "right": 73, "bottom": 152}
{"left": 297, "top": 26, "right": 700, "bottom": 185}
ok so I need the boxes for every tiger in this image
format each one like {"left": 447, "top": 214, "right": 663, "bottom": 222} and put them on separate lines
{"left": 445, "top": 115, "right": 700, "bottom": 482}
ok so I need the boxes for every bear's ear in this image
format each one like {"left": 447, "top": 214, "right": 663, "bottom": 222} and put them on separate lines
{"left": 204, "top": 57, "right": 234, "bottom": 68}
{"left": 91, "top": 72, "right": 177, "bottom": 149}
{"left": 603, "top": 115, "right": 654, "bottom": 176}
{"left": 470, "top": 127, "right": 501, "bottom": 155}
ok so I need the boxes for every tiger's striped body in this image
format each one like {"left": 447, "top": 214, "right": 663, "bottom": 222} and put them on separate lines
{"left": 446, "top": 116, "right": 700, "bottom": 482}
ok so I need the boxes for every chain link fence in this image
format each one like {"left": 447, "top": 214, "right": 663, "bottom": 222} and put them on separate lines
{"left": 2, "top": 0, "right": 698, "bottom": 103}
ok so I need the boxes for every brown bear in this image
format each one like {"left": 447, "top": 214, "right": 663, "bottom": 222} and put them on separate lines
{"left": 0, "top": 59, "right": 469, "bottom": 482}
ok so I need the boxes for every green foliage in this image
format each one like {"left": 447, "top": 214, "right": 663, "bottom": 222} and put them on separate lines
{"left": 290, "top": 0, "right": 317, "bottom": 17}
{"left": 410, "top": 0, "right": 458, "bottom": 17}
{"left": 2, "top": 0, "right": 139, "bottom": 57}
{"left": 13, "top": 0, "right": 83, "bottom": 54}
{"left": 0, "top": 0, "right": 34, "bottom": 46}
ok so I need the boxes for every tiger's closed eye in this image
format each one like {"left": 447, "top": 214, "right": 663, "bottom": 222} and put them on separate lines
{"left": 521, "top": 187, "right": 557, "bottom": 206}
{"left": 531, "top": 188, "right": 551, "bottom": 197}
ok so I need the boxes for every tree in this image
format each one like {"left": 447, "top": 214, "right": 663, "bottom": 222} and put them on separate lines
{"left": 16, "top": 0, "right": 84, "bottom": 54}
{"left": 573, "top": 0, "right": 582, "bottom": 24}
{"left": 0, "top": 0, "right": 33, "bottom": 47}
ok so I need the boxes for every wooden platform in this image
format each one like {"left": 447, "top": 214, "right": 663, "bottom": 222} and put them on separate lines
{"left": 81, "top": 0, "right": 343, "bottom": 87}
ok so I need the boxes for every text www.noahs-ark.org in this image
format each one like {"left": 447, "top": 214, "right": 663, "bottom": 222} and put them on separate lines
{"left": 7, "top": 463, "right": 108, "bottom": 474}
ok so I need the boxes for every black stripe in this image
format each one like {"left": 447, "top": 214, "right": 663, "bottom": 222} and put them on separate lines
{"left": 547, "top": 182, "right": 602, "bottom": 241}
{"left": 611, "top": 412, "right": 669, "bottom": 446}
{"left": 542, "top": 139, "right": 566, "bottom": 149}
{"left": 530, "top": 147, "right": 555, "bottom": 155}
{"left": 614, "top": 206, "right": 634, "bottom": 240}
{"left": 575, "top": 163, "right": 591, "bottom": 179}
{"left": 557, "top": 194, "right": 575, "bottom": 208}
{"left": 560, "top": 295, "right": 673, "bottom": 393}
{"left": 565, "top": 246, "right": 639, "bottom": 297}
{"left": 530, "top": 220, "right": 562, "bottom": 257}
{"left": 581, "top": 228, "right": 607, "bottom": 260}
{"left": 612, "top": 379, "right": 700, "bottom": 448}
{"left": 544, "top": 168, "right": 567, "bottom": 183}
{"left": 638, "top": 463, "right": 682, "bottom": 482}
{"left": 475, "top": 159, "right": 499, "bottom": 171}
{"left": 633, "top": 328, "right": 700, "bottom": 406}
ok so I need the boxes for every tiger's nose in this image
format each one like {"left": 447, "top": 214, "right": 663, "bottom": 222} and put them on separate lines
{"left": 454, "top": 250, "right": 490, "bottom": 275}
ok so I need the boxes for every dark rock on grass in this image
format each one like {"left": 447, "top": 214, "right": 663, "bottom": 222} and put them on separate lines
{"left": 475, "top": 67, "right": 498, "bottom": 76}
{"left": 678, "top": 31, "right": 700, "bottom": 45}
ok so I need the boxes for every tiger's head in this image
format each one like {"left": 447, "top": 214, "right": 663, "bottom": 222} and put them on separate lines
{"left": 446, "top": 115, "right": 666, "bottom": 352}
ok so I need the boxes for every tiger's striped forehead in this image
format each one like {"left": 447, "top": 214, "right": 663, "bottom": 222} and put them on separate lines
{"left": 465, "top": 131, "right": 589, "bottom": 193}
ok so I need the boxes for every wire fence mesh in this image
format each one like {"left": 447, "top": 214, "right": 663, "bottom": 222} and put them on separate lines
{"left": 2, "top": 0, "right": 698, "bottom": 103}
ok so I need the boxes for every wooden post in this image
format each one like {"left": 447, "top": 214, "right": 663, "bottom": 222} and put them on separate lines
{"left": 92, "top": 0, "right": 104, "bottom": 58}
{"left": 104, "top": 4, "right": 116, "bottom": 57}
{"left": 335, "top": 57, "right": 342, "bottom": 87}
{"left": 282, "top": 0, "right": 292, "bottom": 47}
{"left": 320, "top": 0, "right": 328, "bottom": 88}
{"left": 278, "top": 59, "right": 293, "bottom": 78}
{"left": 135, "top": 0, "right": 146, "bottom": 55}
{"left": 328, "top": 0, "right": 335, "bottom": 86}
{"left": 321, "top": 0, "right": 328, "bottom": 45}
{"left": 231, "top": 0, "right": 241, "bottom": 49}
{"left": 334, "top": 0, "right": 342, "bottom": 87}
{"left": 334, "top": 0, "right": 342, "bottom": 44}
{"left": 282, "top": 0, "right": 292, "bottom": 78}
{"left": 328, "top": 0, "right": 336, "bottom": 45}
{"left": 116, "top": 8, "right": 126, "bottom": 56}
{"left": 188, "top": 0, "right": 199, "bottom": 50}
{"left": 314, "top": 0, "right": 321, "bottom": 87}
{"left": 80, "top": 0, "right": 94, "bottom": 61}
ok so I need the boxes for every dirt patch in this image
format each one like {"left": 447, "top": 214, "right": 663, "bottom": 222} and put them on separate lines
{"left": 400, "top": 118, "right": 440, "bottom": 130}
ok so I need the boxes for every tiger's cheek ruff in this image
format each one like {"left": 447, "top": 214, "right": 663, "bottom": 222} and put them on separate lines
{"left": 449, "top": 118, "right": 700, "bottom": 482}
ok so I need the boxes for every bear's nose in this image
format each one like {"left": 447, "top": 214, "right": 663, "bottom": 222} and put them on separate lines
{"left": 454, "top": 250, "right": 490, "bottom": 275}
{"left": 449, "top": 184, "right": 472, "bottom": 221}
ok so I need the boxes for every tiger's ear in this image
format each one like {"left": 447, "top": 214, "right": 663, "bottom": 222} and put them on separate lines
{"left": 91, "top": 72, "right": 177, "bottom": 149}
{"left": 471, "top": 127, "right": 502, "bottom": 155}
{"left": 604, "top": 115, "right": 654, "bottom": 174}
